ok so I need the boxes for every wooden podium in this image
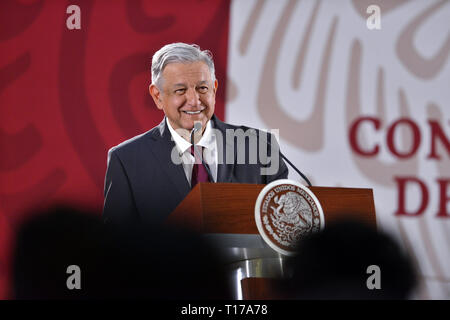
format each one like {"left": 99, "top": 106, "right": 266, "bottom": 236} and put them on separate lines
{"left": 167, "top": 183, "right": 376, "bottom": 299}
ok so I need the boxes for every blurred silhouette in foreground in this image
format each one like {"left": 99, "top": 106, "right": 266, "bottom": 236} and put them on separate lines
{"left": 13, "top": 206, "right": 231, "bottom": 299}
{"left": 279, "top": 218, "right": 418, "bottom": 299}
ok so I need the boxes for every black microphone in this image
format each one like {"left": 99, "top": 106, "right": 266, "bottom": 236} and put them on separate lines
{"left": 190, "top": 122, "right": 215, "bottom": 183}
{"left": 243, "top": 126, "right": 312, "bottom": 187}
{"left": 279, "top": 150, "right": 312, "bottom": 187}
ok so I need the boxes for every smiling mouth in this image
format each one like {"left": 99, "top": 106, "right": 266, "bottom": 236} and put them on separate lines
{"left": 183, "top": 110, "right": 202, "bottom": 115}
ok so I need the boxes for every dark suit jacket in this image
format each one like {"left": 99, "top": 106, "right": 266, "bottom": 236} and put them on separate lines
{"left": 103, "top": 115, "right": 288, "bottom": 225}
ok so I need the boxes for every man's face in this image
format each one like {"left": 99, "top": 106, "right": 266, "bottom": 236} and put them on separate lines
{"left": 149, "top": 61, "right": 218, "bottom": 132}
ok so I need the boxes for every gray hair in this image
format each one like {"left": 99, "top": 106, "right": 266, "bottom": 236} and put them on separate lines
{"left": 151, "top": 42, "right": 216, "bottom": 88}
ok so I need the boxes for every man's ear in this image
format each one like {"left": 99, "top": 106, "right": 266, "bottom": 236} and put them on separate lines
{"left": 149, "top": 84, "right": 164, "bottom": 110}
{"left": 213, "top": 79, "right": 218, "bottom": 95}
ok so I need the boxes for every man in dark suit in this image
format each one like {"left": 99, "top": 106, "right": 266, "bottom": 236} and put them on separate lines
{"left": 103, "top": 43, "right": 288, "bottom": 226}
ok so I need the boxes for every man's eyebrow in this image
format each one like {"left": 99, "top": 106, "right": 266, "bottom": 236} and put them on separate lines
{"left": 197, "top": 81, "right": 208, "bottom": 85}
{"left": 172, "top": 83, "right": 186, "bottom": 88}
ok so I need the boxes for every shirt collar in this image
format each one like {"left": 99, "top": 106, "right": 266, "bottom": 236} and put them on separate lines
{"left": 166, "top": 118, "right": 215, "bottom": 154}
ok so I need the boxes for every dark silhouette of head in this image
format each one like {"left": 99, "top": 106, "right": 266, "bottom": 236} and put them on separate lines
{"left": 13, "top": 206, "right": 230, "bottom": 299}
{"left": 280, "top": 218, "right": 418, "bottom": 300}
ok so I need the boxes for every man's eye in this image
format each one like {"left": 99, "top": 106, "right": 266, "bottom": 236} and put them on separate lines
{"left": 198, "top": 86, "right": 208, "bottom": 93}
{"left": 175, "top": 89, "right": 186, "bottom": 94}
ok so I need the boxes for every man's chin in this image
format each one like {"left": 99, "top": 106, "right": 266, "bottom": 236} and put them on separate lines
{"left": 182, "top": 119, "right": 209, "bottom": 131}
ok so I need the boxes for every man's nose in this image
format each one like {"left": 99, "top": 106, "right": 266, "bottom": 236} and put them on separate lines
{"left": 186, "top": 88, "right": 200, "bottom": 106}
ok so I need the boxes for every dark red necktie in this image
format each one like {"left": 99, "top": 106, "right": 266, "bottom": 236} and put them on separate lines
{"left": 190, "top": 145, "right": 210, "bottom": 188}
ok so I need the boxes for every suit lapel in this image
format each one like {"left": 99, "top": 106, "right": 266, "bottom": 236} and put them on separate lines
{"left": 213, "top": 115, "right": 235, "bottom": 183}
{"left": 145, "top": 116, "right": 235, "bottom": 193}
{"left": 146, "top": 118, "right": 191, "bottom": 198}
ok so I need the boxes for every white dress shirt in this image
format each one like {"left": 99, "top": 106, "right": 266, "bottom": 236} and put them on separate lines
{"left": 166, "top": 119, "right": 218, "bottom": 186}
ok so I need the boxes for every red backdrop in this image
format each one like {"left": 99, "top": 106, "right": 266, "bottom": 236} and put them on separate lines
{"left": 0, "top": 0, "right": 230, "bottom": 298}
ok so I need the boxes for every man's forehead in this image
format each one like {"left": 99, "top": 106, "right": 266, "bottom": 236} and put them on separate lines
{"left": 162, "top": 61, "right": 212, "bottom": 80}
{"left": 172, "top": 80, "right": 209, "bottom": 87}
